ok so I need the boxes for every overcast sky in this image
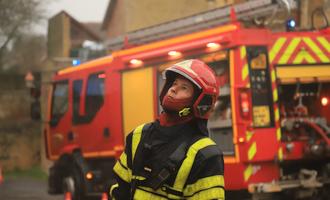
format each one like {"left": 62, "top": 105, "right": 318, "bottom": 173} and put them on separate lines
{"left": 36, "top": 0, "right": 109, "bottom": 34}
{"left": 47, "top": 0, "right": 109, "bottom": 22}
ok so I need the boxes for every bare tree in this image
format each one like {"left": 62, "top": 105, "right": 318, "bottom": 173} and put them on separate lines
{"left": 7, "top": 34, "right": 47, "bottom": 73}
{"left": 0, "top": 0, "right": 46, "bottom": 68}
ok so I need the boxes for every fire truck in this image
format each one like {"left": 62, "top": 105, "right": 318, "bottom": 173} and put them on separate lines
{"left": 44, "top": 1, "right": 330, "bottom": 200}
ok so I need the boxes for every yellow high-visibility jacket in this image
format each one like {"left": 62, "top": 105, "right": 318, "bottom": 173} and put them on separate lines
{"left": 110, "top": 121, "right": 225, "bottom": 200}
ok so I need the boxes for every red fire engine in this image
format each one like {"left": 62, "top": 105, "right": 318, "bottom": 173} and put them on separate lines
{"left": 44, "top": 3, "right": 330, "bottom": 200}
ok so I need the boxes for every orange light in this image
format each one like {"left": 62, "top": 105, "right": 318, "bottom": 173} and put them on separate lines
{"left": 238, "top": 137, "right": 245, "bottom": 143}
{"left": 206, "top": 42, "right": 221, "bottom": 51}
{"left": 239, "top": 91, "right": 250, "bottom": 118}
{"left": 168, "top": 51, "right": 182, "bottom": 59}
{"left": 321, "top": 97, "right": 328, "bottom": 106}
{"left": 101, "top": 193, "right": 108, "bottom": 200}
{"left": 129, "top": 59, "right": 143, "bottom": 67}
{"left": 86, "top": 172, "right": 93, "bottom": 180}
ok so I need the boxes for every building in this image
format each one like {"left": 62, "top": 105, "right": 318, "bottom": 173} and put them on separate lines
{"left": 48, "top": 11, "right": 105, "bottom": 61}
{"left": 101, "top": 0, "right": 330, "bottom": 41}
{"left": 101, "top": 0, "right": 243, "bottom": 38}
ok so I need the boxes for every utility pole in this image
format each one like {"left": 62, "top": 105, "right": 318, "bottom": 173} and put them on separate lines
{"left": 300, "top": 0, "right": 309, "bottom": 29}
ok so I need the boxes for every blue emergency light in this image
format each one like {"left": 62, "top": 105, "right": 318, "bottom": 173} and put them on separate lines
{"left": 72, "top": 59, "right": 81, "bottom": 66}
{"left": 286, "top": 19, "right": 296, "bottom": 31}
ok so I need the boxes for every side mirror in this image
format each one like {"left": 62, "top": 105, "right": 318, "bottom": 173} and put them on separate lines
{"left": 30, "top": 100, "right": 41, "bottom": 120}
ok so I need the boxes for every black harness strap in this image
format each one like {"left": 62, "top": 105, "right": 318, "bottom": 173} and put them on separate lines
{"left": 147, "top": 140, "right": 188, "bottom": 190}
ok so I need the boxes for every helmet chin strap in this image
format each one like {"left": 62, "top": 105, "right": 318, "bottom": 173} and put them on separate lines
{"left": 178, "top": 107, "right": 191, "bottom": 117}
{"left": 163, "top": 107, "right": 192, "bottom": 117}
{"left": 159, "top": 107, "right": 193, "bottom": 126}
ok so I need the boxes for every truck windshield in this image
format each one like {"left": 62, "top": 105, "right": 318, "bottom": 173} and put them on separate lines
{"left": 51, "top": 81, "right": 68, "bottom": 126}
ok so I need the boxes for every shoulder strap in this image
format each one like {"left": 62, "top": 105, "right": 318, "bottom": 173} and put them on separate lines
{"left": 173, "top": 137, "right": 218, "bottom": 191}
{"left": 131, "top": 122, "right": 154, "bottom": 171}
{"left": 130, "top": 122, "right": 154, "bottom": 200}
{"left": 147, "top": 140, "right": 189, "bottom": 190}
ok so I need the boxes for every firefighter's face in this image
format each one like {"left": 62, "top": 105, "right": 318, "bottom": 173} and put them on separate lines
{"left": 166, "top": 77, "right": 194, "bottom": 100}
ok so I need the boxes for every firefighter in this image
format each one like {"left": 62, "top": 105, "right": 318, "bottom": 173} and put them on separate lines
{"left": 110, "top": 59, "right": 225, "bottom": 199}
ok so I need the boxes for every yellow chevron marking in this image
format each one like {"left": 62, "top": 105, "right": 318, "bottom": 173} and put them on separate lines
{"left": 271, "top": 69, "right": 276, "bottom": 82}
{"left": 277, "top": 128, "right": 281, "bottom": 141}
{"left": 244, "top": 164, "right": 253, "bottom": 181}
{"left": 269, "top": 37, "right": 287, "bottom": 63}
{"left": 240, "top": 46, "right": 246, "bottom": 60}
{"left": 246, "top": 131, "right": 253, "bottom": 142}
{"left": 303, "top": 37, "right": 330, "bottom": 62}
{"left": 293, "top": 51, "right": 316, "bottom": 64}
{"left": 275, "top": 107, "right": 280, "bottom": 121}
{"left": 317, "top": 37, "right": 330, "bottom": 53}
{"left": 278, "top": 148, "right": 283, "bottom": 160}
{"left": 273, "top": 88, "right": 278, "bottom": 102}
{"left": 242, "top": 64, "right": 249, "bottom": 81}
{"left": 279, "top": 38, "right": 301, "bottom": 64}
{"left": 248, "top": 142, "right": 257, "bottom": 160}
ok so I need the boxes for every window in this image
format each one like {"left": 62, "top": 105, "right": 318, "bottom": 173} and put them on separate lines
{"left": 85, "top": 72, "right": 105, "bottom": 116}
{"left": 50, "top": 81, "right": 69, "bottom": 127}
{"left": 72, "top": 79, "right": 83, "bottom": 124}
{"left": 204, "top": 56, "right": 231, "bottom": 121}
{"left": 72, "top": 72, "right": 105, "bottom": 124}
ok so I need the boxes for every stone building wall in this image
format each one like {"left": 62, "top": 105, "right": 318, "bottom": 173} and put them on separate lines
{"left": 0, "top": 74, "right": 41, "bottom": 171}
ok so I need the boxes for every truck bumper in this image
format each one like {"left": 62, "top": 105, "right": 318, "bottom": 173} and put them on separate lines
{"left": 248, "top": 169, "right": 330, "bottom": 193}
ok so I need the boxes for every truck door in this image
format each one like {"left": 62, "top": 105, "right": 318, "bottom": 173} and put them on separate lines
{"left": 71, "top": 72, "right": 107, "bottom": 154}
{"left": 48, "top": 80, "right": 70, "bottom": 158}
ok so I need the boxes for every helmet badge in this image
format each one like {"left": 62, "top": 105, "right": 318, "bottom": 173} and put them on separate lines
{"left": 175, "top": 60, "right": 197, "bottom": 76}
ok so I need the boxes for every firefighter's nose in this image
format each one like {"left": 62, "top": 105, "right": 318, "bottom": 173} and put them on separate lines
{"left": 169, "top": 86, "right": 176, "bottom": 94}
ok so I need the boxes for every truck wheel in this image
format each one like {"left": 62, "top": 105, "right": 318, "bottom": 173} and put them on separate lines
{"left": 63, "top": 168, "right": 84, "bottom": 200}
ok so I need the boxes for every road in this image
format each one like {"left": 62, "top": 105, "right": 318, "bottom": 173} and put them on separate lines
{"left": 0, "top": 177, "right": 62, "bottom": 200}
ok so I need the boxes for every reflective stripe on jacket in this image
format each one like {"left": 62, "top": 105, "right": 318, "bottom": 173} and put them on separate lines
{"left": 111, "top": 123, "right": 225, "bottom": 200}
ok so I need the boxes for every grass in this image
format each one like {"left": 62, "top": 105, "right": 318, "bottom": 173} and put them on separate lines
{"left": 3, "top": 165, "right": 48, "bottom": 180}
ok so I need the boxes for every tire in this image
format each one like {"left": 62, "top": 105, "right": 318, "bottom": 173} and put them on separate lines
{"left": 63, "top": 167, "right": 84, "bottom": 200}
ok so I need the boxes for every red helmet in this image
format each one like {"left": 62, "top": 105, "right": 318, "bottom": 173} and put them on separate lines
{"left": 160, "top": 59, "right": 218, "bottom": 119}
